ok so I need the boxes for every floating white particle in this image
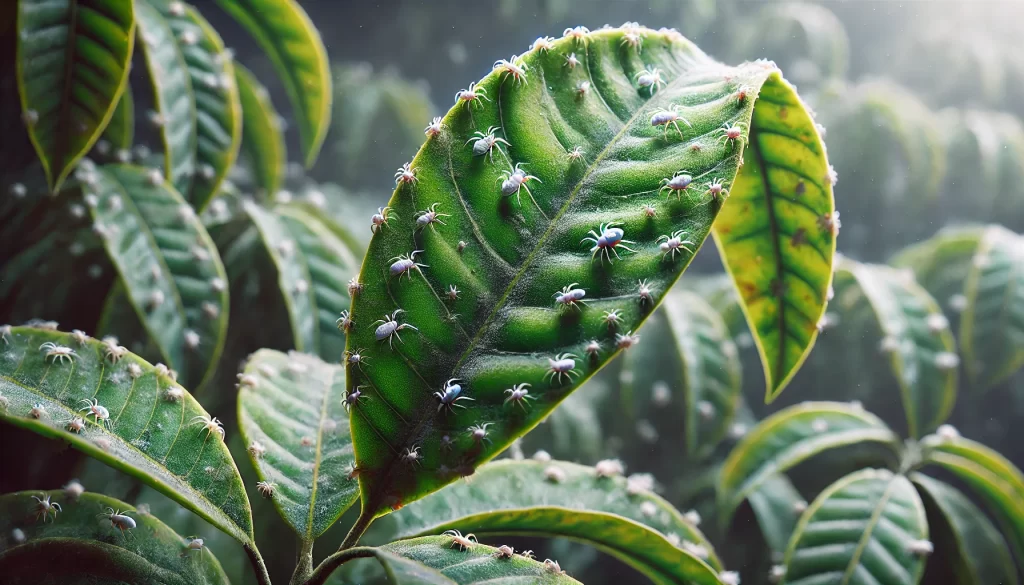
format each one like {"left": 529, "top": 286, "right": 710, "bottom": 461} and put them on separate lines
{"left": 639, "top": 501, "right": 658, "bottom": 518}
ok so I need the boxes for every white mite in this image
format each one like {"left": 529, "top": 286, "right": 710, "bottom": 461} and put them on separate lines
{"left": 182, "top": 537, "right": 205, "bottom": 557}
{"left": 879, "top": 336, "right": 900, "bottom": 354}
{"left": 32, "top": 494, "right": 62, "bottom": 523}
{"left": 684, "top": 541, "right": 711, "bottom": 560}
{"left": 347, "top": 278, "right": 363, "bottom": 298}
{"left": 553, "top": 283, "right": 588, "bottom": 310}
{"left": 684, "top": 509, "right": 702, "bottom": 526}
{"left": 454, "top": 82, "right": 489, "bottom": 108}
{"left": 564, "top": 52, "right": 580, "bottom": 68}
{"left": 827, "top": 164, "right": 839, "bottom": 186}
{"left": 498, "top": 163, "right": 541, "bottom": 206}
{"left": 446, "top": 285, "right": 460, "bottom": 301}
{"left": 183, "top": 329, "right": 200, "bottom": 350}
{"left": 818, "top": 211, "right": 841, "bottom": 237}
{"left": 705, "top": 178, "right": 729, "bottom": 202}
{"left": 370, "top": 206, "right": 394, "bottom": 233}
{"left": 248, "top": 441, "right": 266, "bottom": 458}
{"left": 394, "top": 162, "right": 417, "bottom": 185}
{"left": 416, "top": 203, "right": 451, "bottom": 229}
{"left": 603, "top": 310, "right": 623, "bottom": 329}
{"left": 907, "top": 539, "right": 934, "bottom": 556}
{"left": 626, "top": 473, "right": 655, "bottom": 495}
{"left": 79, "top": 399, "right": 111, "bottom": 429}
{"left": 256, "top": 481, "right": 276, "bottom": 498}
{"left": 493, "top": 544, "right": 515, "bottom": 559}
{"left": 237, "top": 374, "right": 259, "bottom": 389}
{"left": 165, "top": 385, "right": 184, "bottom": 402}
{"left": 621, "top": 31, "right": 643, "bottom": 52}
{"left": 468, "top": 422, "right": 492, "bottom": 444}
{"left": 424, "top": 116, "right": 444, "bottom": 137}
{"left": 636, "top": 279, "right": 654, "bottom": 305}
{"left": 582, "top": 222, "right": 636, "bottom": 263}
{"left": 948, "top": 294, "right": 968, "bottom": 313}
{"left": 546, "top": 353, "right": 579, "bottom": 385}
{"left": 493, "top": 54, "right": 528, "bottom": 84}
{"left": 504, "top": 383, "right": 534, "bottom": 411}
{"left": 576, "top": 80, "right": 591, "bottom": 97}
{"left": 389, "top": 250, "right": 428, "bottom": 281}
{"left": 640, "top": 500, "right": 658, "bottom": 518}
{"left": 595, "top": 459, "right": 624, "bottom": 478}
{"left": 39, "top": 342, "right": 77, "bottom": 365}
{"left": 650, "top": 104, "right": 691, "bottom": 139}
{"left": 533, "top": 449, "right": 552, "bottom": 462}
{"left": 716, "top": 121, "right": 746, "bottom": 149}
{"left": 443, "top": 529, "right": 477, "bottom": 551}
{"left": 544, "top": 465, "right": 566, "bottom": 483}
{"left": 99, "top": 507, "right": 136, "bottom": 538}
{"left": 585, "top": 339, "right": 602, "bottom": 357}
{"left": 127, "top": 363, "right": 143, "bottom": 379}
{"left": 697, "top": 400, "right": 715, "bottom": 420}
{"left": 63, "top": 480, "right": 85, "bottom": 501}
{"left": 792, "top": 500, "right": 808, "bottom": 514}
{"left": 336, "top": 310, "right": 354, "bottom": 332}
{"left": 103, "top": 340, "right": 127, "bottom": 363}
{"left": 934, "top": 351, "right": 960, "bottom": 371}
{"left": 544, "top": 558, "right": 566, "bottom": 575}
{"left": 615, "top": 331, "right": 640, "bottom": 349}
{"left": 563, "top": 25, "right": 590, "bottom": 44}
{"left": 719, "top": 570, "right": 741, "bottom": 585}
{"left": 531, "top": 36, "right": 555, "bottom": 52}
{"left": 67, "top": 417, "right": 85, "bottom": 433}
{"left": 403, "top": 445, "right": 422, "bottom": 466}
{"left": 345, "top": 348, "right": 368, "bottom": 368}
{"left": 146, "top": 168, "right": 164, "bottom": 186}
{"left": 769, "top": 565, "right": 786, "bottom": 584}
{"left": 660, "top": 171, "right": 694, "bottom": 199}
{"left": 811, "top": 418, "right": 829, "bottom": 433}
{"left": 373, "top": 309, "right": 419, "bottom": 347}
{"left": 926, "top": 313, "right": 949, "bottom": 334}
{"left": 467, "top": 126, "right": 510, "bottom": 163}
{"left": 634, "top": 68, "right": 664, "bottom": 95}
{"left": 190, "top": 414, "right": 225, "bottom": 440}
{"left": 936, "top": 424, "right": 960, "bottom": 441}
{"left": 658, "top": 230, "right": 695, "bottom": 259}
{"left": 566, "top": 146, "right": 586, "bottom": 163}
{"left": 70, "top": 329, "right": 88, "bottom": 345}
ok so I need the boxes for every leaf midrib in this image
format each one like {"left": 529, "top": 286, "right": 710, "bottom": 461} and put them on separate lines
{"left": 839, "top": 476, "right": 898, "bottom": 585}
{"left": 304, "top": 363, "right": 337, "bottom": 540}
{"left": 55, "top": 0, "right": 80, "bottom": 181}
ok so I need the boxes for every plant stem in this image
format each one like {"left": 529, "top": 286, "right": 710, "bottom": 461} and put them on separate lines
{"left": 338, "top": 509, "right": 374, "bottom": 551}
{"left": 304, "top": 547, "right": 377, "bottom": 585}
{"left": 289, "top": 538, "right": 315, "bottom": 585}
{"left": 244, "top": 543, "right": 273, "bottom": 585}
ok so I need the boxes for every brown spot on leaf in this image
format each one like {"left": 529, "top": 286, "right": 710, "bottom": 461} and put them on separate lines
{"left": 790, "top": 228, "right": 807, "bottom": 248}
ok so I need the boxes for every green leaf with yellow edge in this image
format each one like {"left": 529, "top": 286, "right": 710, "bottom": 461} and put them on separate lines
{"left": 0, "top": 327, "right": 255, "bottom": 546}
{"left": 718, "top": 401, "right": 900, "bottom": 526}
{"left": 0, "top": 490, "right": 229, "bottom": 585}
{"left": 920, "top": 432, "right": 1024, "bottom": 567}
{"left": 836, "top": 257, "right": 958, "bottom": 438}
{"left": 160, "top": 1, "right": 242, "bottom": 212}
{"left": 236, "top": 349, "right": 358, "bottom": 540}
{"left": 911, "top": 473, "right": 1019, "bottom": 585}
{"left": 235, "top": 62, "right": 286, "bottom": 198}
{"left": 16, "top": 0, "right": 135, "bottom": 192}
{"left": 959, "top": 225, "right": 1024, "bottom": 390}
{"left": 345, "top": 25, "right": 826, "bottom": 525}
{"left": 135, "top": 0, "right": 197, "bottom": 194}
{"left": 377, "top": 459, "right": 723, "bottom": 584}
{"left": 712, "top": 72, "right": 836, "bottom": 403}
{"left": 213, "top": 0, "right": 330, "bottom": 166}
{"left": 782, "top": 469, "right": 929, "bottom": 585}
{"left": 101, "top": 86, "right": 135, "bottom": 151}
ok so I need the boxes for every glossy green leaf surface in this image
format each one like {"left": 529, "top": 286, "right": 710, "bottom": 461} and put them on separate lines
{"left": 711, "top": 67, "right": 835, "bottom": 403}
{"left": 135, "top": 0, "right": 196, "bottom": 194}
{"left": 782, "top": 469, "right": 928, "bottom": 585}
{"left": 235, "top": 62, "right": 285, "bottom": 197}
{"left": 0, "top": 490, "right": 228, "bottom": 585}
{"left": 911, "top": 473, "right": 1019, "bottom": 585}
{"left": 960, "top": 225, "right": 1024, "bottom": 390}
{"left": 382, "top": 459, "right": 723, "bottom": 583}
{"left": 718, "top": 402, "right": 899, "bottom": 524}
{"left": 161, "top": 2, "right": 242, "bottom": 211}
{"left": 747, "top": 472, "right": 804, "bottom": 555}
{"left": 920, "top": 433, "right": 1024, "bottom": 565}
{"left": 346, "top": 25, "right": 823, "bottom": 519}
{"left": 16, "top": 0, "right": 135, "bottom": 192}
{"left": 101, "top": 85, "right": 134, "bottom": 150}
{"left": 236, "top": 349, "right": 357, "bottom": 539}
{"left": 0, "top": 327, "right": 254, "bottom": 545}
{"left": 89, "top": 163, "right": 229, "bottom": 391}
{"left": 836, "top": 258, "right": 958, "bottom": 438}
{"left": 213, "top": 0, "right": 330, "bottom": 166}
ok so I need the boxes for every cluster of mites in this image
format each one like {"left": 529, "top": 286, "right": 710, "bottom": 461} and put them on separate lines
{"left": 0, "top": 328, "right": 225, "bottom": 443}
{"left": 12, "top": 482, "right": 207, "bottom": 555}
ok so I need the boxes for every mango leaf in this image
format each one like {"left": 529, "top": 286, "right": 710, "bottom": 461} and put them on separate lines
{"left": 959, "top": 225, "right": 1024, "bottom": 390}
{"left": 236, "top": 349, "right": 358, "bottom": 540}
{"left": 213, "top": 0, "right": 330, "bottom": 166}
{"left": 920, "top": 432, "right": 1024, "bottom": 566}
{"left": 135, "top": 0, "right": 197, "bottom": 194}
{"left": 88, "top": 163, "right": 229, "bottom": 391}
{"left": 782, "top": 469, "right": 928, "bottom": 585}
{"left": 160, "top": 1, "right": 242, "bottom": 212}
{"left": 718, "top": 401, "right": 900, "bottom": 525}
{"left": 380, "top": 459, "right": 723, "bottom": 583}
{"left": 0, "top": 327, "right": 255, "bottom": 546}
{"left": 345, "top": 25, "right": 828, "bottom": 523}
{"left": 711, "top": 64, "right": 835, "bottom": 403}
{"left": 235, "top": 62, "right": 285, "bottom": 198}
{"left": 0, "top": 490, "right": 228, "bottom": 585}
{"left": 911, "top": 473, "right": 1019, "bottom": 585}
{"left": 16, "top": 0, "right": 135, "bottom": 192}
{"left": 746, "top": 473, "right": 804, "bottom": 556}
{"left": 836, "top": 257, "right": 958, "bottom": 438}
{"left": 889, "top": 225, "right": 983, "bottom": 315}
{"left": 101, "top": 86, "right": 135, "bottom": 151}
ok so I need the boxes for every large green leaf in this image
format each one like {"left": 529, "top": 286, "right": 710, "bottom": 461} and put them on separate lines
{"left": 0, "top": 327, "right": 254, "bottom": 545}
{"left": 920, "top": 432, "right": 1024, "bottom": 566}
{"left": 960, "top": 225, "right": 1024, "bottom": 390}
{"left": 836, "top": 258, "right": 958, "bottom": 438}
{"left": 782, "top": 469, "right": 928, "bottom": 585}
{"left": 911, "top": 473, "right": 1019, "bottom": 585}
{"left": 711, "top": 66, "right": 836, "bottom": 403}
{"left": 345, "top": 25, "right": 827, "bottom": 522}
{"left": 747, "top": 472, "right": 804, "bottom": 555}
{"left": 89, "top": 163, "right": 229, "bottom": 390}
{"left": 135, "top": 0, "right": 196, "bottom": 194}
{"left": 16, "top": 0, "right": 135, "bottom": 192}
{"left": 236, "top": 349, "right": 358, "bottom": 540}
{"left": 0, "top": 490, "right": 229, "bottom": 585}
{"left": 213, "top": 0, "right": 330, "bottom": 166}
{"left": 235, "top": 62, "right": 285, "bottom": 198}
{"left": 718, "top": 402, "right": 900, "bottom": 524}
{"left": 101, "top": 85, "right": 134, "bottom": 151}
{"left": 160, "top": 1, "right": 242, "bottom": 212}
{"left": 379, "top": 459, "right": 723, "bottom": 584}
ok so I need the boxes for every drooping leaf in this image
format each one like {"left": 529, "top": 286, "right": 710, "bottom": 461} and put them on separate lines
{"left": 782, "top": 469, "right": 928, "bottom": 585}
{"left": 959, "top": 225, "right": 1024, "bottom": 390}
{"left": 718, "top": 401, "right": 900, "bottom": 525}
{"left": 236, "top": 349, "right": 357, "bottom": 540}
{"left": 101, "top": 86, "right": 135, "bottom": 151}
{"left": 746, "top": 472, "right": 804, "bottom": 556}
{"left": 379, "top": 459, "right": 723, "bottom": 583}
{"left": 911, "top": 473, "right": 1019, "bottom": 585}
{"left": 135, "top": 0, "right": 197, "bottom": 194}
{"left": 235, "top": 62, "right": 285, "bottom": 198}
{"left": 920, "top": 432, "right": 1024, "bottom": 566}
{"left": 0, "top": 490, "right": 229, "bottom": 585}
{"left": 345, "top": 25, "right": 828, "bottom": 521}
{"left": 0, "top": 327, "right": 255, "bottom": 545}
{"left": 711, "top": 62, "right": 836, "bottom": 403}
{"left": 15, "top": 0, "right": 135, "bottom": 192}
{"left": 88, "top": 163, "right": 229, "bottom": 391}
{"left": 160, "top": 1, "right": 242, "bottom": 212}
{"left": 836, "top": 257, "right": 958, "bottom": 438}
{"left": 213, "top": 0, "right": 331, "bottom": 166}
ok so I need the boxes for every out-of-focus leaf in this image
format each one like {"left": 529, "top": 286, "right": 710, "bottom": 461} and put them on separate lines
{"left": 235, "top": 63, "right": 285, "bottom": 198}
{"left": 101, "top": 87, "right": 135, "bottom": 151}
{"left": 746, "top": 473, "right": 803, "bottom": 556}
